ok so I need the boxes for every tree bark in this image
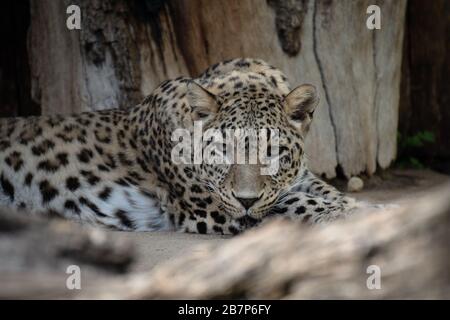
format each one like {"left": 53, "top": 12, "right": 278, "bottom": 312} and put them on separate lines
{"left": 25, "top": 0, "right": 406, "bottom": 179}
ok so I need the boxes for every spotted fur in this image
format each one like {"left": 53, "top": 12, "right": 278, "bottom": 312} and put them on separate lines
{"left": 0, "top": 58, "right": 360, "bottom": 234}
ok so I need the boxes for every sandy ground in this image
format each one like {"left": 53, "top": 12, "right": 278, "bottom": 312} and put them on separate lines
{"left": 116, "top": 169, "right": 450, "bottom": 273}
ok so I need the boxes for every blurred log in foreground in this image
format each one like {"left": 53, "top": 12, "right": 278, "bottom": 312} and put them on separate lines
{"left": 0, "top": 210, "right": 135, "bottom": 299}
{"left": 1, "top": 182, "right": 449, "bottom": 299}
{"left": 84, "top": 183, "right": 450, "bottom": 299}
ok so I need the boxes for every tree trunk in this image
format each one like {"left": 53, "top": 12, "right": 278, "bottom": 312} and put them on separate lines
{"left": 25, "top": 0, "right": 406, "bottom": 178}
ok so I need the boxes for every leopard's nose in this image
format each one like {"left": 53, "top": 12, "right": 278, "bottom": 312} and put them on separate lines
{"left": 234, "top": 195, "right": 260, "bottom": 210}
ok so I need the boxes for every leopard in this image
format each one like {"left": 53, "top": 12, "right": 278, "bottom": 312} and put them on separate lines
{"left": 0, "top": 58, "right": 363, "bottom": 235}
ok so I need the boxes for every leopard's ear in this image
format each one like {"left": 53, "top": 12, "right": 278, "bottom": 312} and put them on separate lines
{"left": 284, "top": 84, "right": 319, "bottom": 134}
{"left": 187, "top": 81, "right": 218, "bottom": 122}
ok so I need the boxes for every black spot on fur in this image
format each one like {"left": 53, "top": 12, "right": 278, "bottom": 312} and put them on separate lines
{"left": 66, "top": 177, "right": 80, "bottom": 191}
{"left": 79, "top": 197, "right": 106, "bottom": 217}
{"left": 307, "top": 199, "right": 317, "bottom": 205}
{"left": 272, "top": 207, "right": 288, "bottom": 214}
{"left": 228, "top": 226, "right": 239, "bottom": 235}
{"left": 31, "top": 139, "right": 55, "bottom": 156}
{"left": 284, "top": 197, "right": 299, "bottom": 205}
{"left": 234, "top": 81, "right": 244, "bottom": 89}
{"left": 270, "top": 76, "right": 277, "bottom": 87}
{"left": 196, "top": 221, "right": 207, "bottom": 234}
{"left": 235, "top": 60, "right": 250, "bottom": 68}
{"left": 189, "top": 197, "right": 208, "bottom": 209}
{"left": 56, "top": 152, "right": 69, "bottom": 166}
{"left": 173, "top": 183, "right": 185, "bottom": 197}
{"left": 24, "top": 172, "right": 33, "bottom": 186}
{"left": 295, "top": 206, "right": 306, "bottom": 214}
{"left": 210, "top": 211, "right": 226, "bottom": 224}
{"left": 136, "top": 157, "right": 150, "bottom": 173}
{"left": 98, "top": 186, "right": 112, "bottom": 201}
{"left": 80, "top": 170, "right": 100, "bottom": 186}
{"left": 64, "top": 200, "right": 81, "bottom": 214}
{"left": 97, "top": 164, "right": 110, "bottom": 172}
{"left": 204, "top": 196, "right": 213, "bottom": 204}
{"left": 94, "top": 145, "right": 104, "bottom": 155}
{"left": 5, "top": 151, "right": 23, "bottom": 171}
{"left": 39, "top": 180, "right": 59, "bottom": 204}
{"left": 141, "top": 190, "right": 157, "bottom": 200}
{"left": 213, "top": 226, "right": 223, "bottom": 234}
{"left": 194, "top": 209, "right": 207, "bottom": 218}
{"left": 77, "top": 148, "right": 94, "bottom": 163}
{"left": 115, "top": 178, "right": 129, "bottom": 187}
{"left": 37, "top": 160, "right": 59, "bottom": 172}
{"left": 118, "top": 152, "right": 134, "bottom": 166}
{"left": 0, "top": 140, "right": 11, "bottom": 150}
{"left": 0, "top": 174, "right": 15, "bottom": 202}
{"left": 190, "top": 185, "right": 202, "bottom": 193}
{"left": 184, "top": 167, "right": 193, "bottom": 178}
{"left": 116, "top": 209, "right": 134, "bottom": 229}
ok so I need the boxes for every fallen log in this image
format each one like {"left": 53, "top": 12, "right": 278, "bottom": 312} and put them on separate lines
{"left": 0, "top": 209, "right": 135, "bottom": 299}
{"left": 84, "top": 183, "right": 450, "bottom": 299}
{"left": 1, "top": 182, "right": 449, "bottom": 299}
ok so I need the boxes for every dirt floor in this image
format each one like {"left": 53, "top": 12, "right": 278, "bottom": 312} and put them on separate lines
{"left": 118, "top": 168, "right": 450, "bottom": 273}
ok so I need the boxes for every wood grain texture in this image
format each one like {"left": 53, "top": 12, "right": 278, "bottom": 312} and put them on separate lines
{"left": 29, "top": 0, "right": 84, "bottom": 115}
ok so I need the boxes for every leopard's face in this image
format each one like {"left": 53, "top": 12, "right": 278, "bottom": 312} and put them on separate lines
{"left": 200, "top": 132, "right": 305, "bottom": 220}
{"left": 187, "top": 81, "right": 319, "bottom": 220}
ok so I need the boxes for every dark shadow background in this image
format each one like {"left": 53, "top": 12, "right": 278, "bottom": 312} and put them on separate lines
{"left": 398, "top": 0, "right": 450, "bottom": 173}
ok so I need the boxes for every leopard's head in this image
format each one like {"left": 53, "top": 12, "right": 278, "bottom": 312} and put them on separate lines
{"left": 186, "top": 78, "right": 319, "bottom": 219}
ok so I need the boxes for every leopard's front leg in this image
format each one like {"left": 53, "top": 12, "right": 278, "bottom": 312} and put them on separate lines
{"left": 292, "top": 167, "right": 348, "bottom": 202}
{"left": 270, "top": 192, "right": 356, "bottom": 224}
